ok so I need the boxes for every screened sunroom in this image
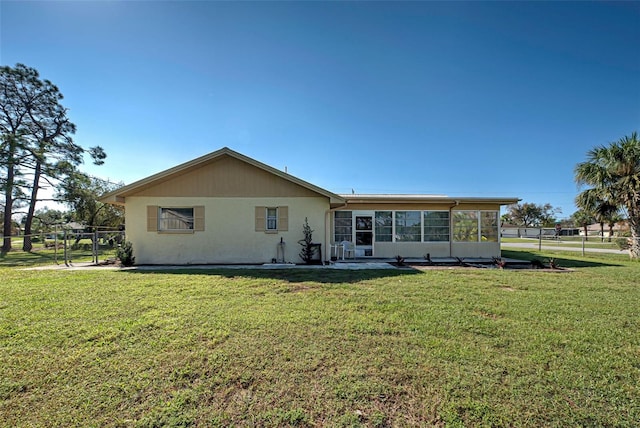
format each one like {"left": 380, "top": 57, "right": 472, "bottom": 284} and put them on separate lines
{"left": 330, "top": 195, "right": 518, "bottom": 259}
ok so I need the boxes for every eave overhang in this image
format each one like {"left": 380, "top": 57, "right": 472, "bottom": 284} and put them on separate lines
{"left": 340, "top": 194, "right": 521, "bottom": 206}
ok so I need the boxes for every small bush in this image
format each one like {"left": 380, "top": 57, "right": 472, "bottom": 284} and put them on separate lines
{"left": 116, "top": 241, "right": 135, "bottom": 266}
{"left": 298, "top": 218, "right": 317, "bottom": 264}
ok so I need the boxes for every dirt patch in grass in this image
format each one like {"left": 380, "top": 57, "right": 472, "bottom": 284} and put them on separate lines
{"left": 288, "top": 283, "right": 317, "bottom": 292}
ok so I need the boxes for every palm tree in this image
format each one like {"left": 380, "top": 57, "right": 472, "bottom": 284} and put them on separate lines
{"left": 575, "top": 194, "right": 618, "bottom": 242}
{"left": 571, "top": 209, "right": 595, "bottom": 241}
{"left": 575, "top": 132, "right": 640, "bottom": 258}
{"left": 605, "top": 213, "right": 624, "bottom": 243}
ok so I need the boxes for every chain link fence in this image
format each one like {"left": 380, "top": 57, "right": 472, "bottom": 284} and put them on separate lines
{"left": 59, "top": 230, "right": 125, "bottom": 265}
{"left": 1, "top": 229, "right": 125, "bottom": 265}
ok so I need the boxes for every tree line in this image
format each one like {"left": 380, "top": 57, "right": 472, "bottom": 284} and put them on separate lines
{"left": 504, "top": 132, "right": 639, "bottom": 258}
{"left": 574, "top": 132, "right": 640, "bottom": 257}
{"left": 504, "top": 201, "right": 625, "bottom": 243}
{"left": 2, "top": 63, "right": 639, "bottom": 259}
{"left": 1, "top": 63, "right": 123, "bottom": 253}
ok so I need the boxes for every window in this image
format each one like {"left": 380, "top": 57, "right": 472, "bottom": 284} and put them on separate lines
{"left": 453, "top": 211, "right": 479, "bottom": 242}
{"left": 395, "top": 211, "right": 421, "bottom": 242}
{"left": 147, "top": 206, "right": 204, "bottom": 233}
{"left": 160, "top": 208, "right": 194, "bottom": 231}
{"left": 334, "top": 211, "right": 352, "bottom": 242}
{"left": 255, "top": 206, "right": 288, "bottom": 232}
{"left": 452, "top": 210, "right": 499, "bottom": 242}
{"left": 481, "top": 211, "right": 499, "bottom": 242}
{"left": 375, "top": 211, "right": 392, "bottom": 242}
{"left": 266, "top": 207, "right": 278, "bottom": 231}
{"left": 335, "top": 209, "right": 497, "bottom": 244}
{"left": 423, "top": 211, "right": 450, "bottom": 241}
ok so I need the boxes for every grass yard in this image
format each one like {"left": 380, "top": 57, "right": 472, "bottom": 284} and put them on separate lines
{"left": 1, "top": 250, "right": 639, "bottom": 427}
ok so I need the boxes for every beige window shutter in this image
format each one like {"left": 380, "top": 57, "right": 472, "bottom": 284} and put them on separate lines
{"left": 194, "top": 206, "right": 205, "bottom": 231}
{"left": 278, "top": 206, "right": 288, "bottom": 231}
{"left": 255, "top": 206, "right": 266, "bottom": 231}
{"left": 147, "top": 206, "right": 158, "bottom": 232}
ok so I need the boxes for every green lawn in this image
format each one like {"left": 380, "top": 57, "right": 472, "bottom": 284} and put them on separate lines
{"left": 1, "top": 251, "right": 639, "bottom": 426}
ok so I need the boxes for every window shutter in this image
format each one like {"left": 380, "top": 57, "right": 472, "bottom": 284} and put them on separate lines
{"left": 194, "top": 206, "right": 205, "bottom": 231}
{"left": 278, "top": 206, "right": 288, "bottom": 231}
{"left": 147, "top": 206, "right": 158, "bottom": 232}
{"left": 255, "top": 206, "right": 266, "bottom": 231}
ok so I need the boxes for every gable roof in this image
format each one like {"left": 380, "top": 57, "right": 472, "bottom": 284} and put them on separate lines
{"left": 100, "top": 147, "right": 345, "bottom": 206}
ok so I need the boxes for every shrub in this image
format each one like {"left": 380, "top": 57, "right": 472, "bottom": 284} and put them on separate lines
{"left": 298, "top": 218, "right": 317, "bottom": 264}
{"left": 116, "top": 241, "right": 135, "bottom": 266}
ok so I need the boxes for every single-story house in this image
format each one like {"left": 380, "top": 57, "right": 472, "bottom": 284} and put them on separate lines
{"left": 100, "top": 147, "right": 519, "bottom": 264}
{"left": 580, "top": 221, "right": 630, "bottom": 238}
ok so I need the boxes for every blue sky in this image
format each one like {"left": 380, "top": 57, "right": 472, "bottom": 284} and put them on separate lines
{"left": 2, "top": 1, "right": 639, "bottom": 218}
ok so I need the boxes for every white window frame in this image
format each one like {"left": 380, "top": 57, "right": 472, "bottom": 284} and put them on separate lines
{"left": 480, "top": 211, "right": 499, "bottom": 242}
{"left": 336, "top": 210, "right": 497, "bottom": 244}
{"left": 423, "top": 211, "right": 450, "bottom": 242}
{"left": 452, "top": 210, "right": 500, "bottom": 242}
{"left": 453, "top": 210, "right": 479, "bottom": 242}
{"left": 334, "top": 211, "right": 353, "bottom": 242}
{"left": 374, "top": 211, "right": 393, "bottom": 242}
{"left": 266, "top": 207, "right": 278, "bottom": 231}
{"left": 394, "top": 211, "right": 422, "bottom": 242}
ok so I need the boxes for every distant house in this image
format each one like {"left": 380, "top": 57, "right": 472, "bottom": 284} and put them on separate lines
{"left": 100, "top": 148, "right": 519, "bottom": 264}
{"left": 63, "top": 222, "right": 87, "bottom": 233}
{"left": 580, "top": 221, "right": 629, "bottom": 238}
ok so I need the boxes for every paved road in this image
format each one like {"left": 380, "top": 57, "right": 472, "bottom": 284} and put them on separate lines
{"left": 502, "top": 242, "right": 627, "bottom": 255}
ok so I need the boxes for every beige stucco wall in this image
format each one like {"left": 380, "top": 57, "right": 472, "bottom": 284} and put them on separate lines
{"left": 125, "top": 196, "right": 329, "bottom": 264}
{"left": 371, "top": 242, "right": 500, "bottom": 259}
{"left": 373, "top": 242, "right": 451, "bottom": 258}
{"left": 451, "top": 242, "right": 501, "bottom": 258}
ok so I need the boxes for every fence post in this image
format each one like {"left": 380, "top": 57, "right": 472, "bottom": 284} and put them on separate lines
{"left": 54, "top": 225, "right": 58, "bottom": 264}
{"left": 582, "top": 235, "right": 585, "bottom": 256}
{"left": 64, "top": 229, "right": 69, "bottom": 266}
{"left": 93, "top": 230, "right": 99, "bottom": 264}
{"left": 539, "top": 228, "right": 542, "bottom": 251}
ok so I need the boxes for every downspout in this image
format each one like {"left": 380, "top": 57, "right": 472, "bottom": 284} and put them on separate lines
{"left": 324, "top": 209, "right": 329, "bottom": 263}
{"left": 449, "top": 200, "right": 459, "bottom": 257}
